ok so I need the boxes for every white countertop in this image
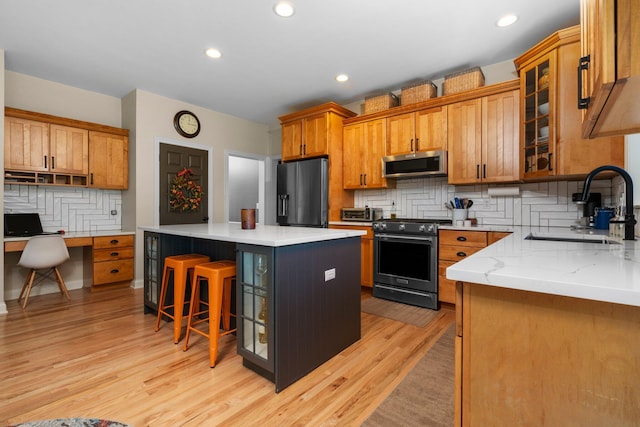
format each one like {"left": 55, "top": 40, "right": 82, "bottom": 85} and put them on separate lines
{"left": 139, "top": 223, "right": 366, "bottom": 247}
{"left": 446, "top": 226, "right": 640, "bottom": 307}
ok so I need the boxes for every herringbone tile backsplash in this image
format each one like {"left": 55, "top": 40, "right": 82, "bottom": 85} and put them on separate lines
{"left": 4, "top": 185, "right": 122, "bottom": 232}
{"left": 355, "top": 177, "right": 617, "bottom": 228}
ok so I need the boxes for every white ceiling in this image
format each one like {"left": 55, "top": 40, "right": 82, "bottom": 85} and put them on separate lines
{"left": 0, "top": 0, "right": 580, "bottom": 128}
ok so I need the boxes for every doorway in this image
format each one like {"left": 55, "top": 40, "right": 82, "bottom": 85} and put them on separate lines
{"left": 158, "top": 141, "right": 210, "bottom": 225}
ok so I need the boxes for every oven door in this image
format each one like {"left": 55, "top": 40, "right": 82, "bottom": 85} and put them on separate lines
{"left": 373, "top": 233, "right": 437, "bottom": 293}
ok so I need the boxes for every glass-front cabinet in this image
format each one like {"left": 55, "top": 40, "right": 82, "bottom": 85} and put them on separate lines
{"left": 237, "top": 244, "right": 274, "bottom": 374}
{"left": 520, "top": 52, "right": 556, "bottom": 179}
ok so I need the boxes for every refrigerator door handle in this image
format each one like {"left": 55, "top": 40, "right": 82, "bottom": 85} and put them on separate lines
{"left": 278, "top": 194, "right": 289, "bottom": 216}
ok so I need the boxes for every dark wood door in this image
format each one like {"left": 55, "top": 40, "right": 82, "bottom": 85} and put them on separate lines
{"left": 159, "top": 143, "right": 208, "bottom": 225}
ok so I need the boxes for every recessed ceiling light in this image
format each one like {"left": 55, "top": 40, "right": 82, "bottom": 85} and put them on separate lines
{"left": 274, "top": 1, "right": 295, "bottom": 17}
{"left": 336, "top": 74, "right": 349, "bottom": 83}
{"left": 205, "top": 48, "right": 222, "bottom": 59}
{"left": 496, "top": 14, "right": 518, "bottom": 27}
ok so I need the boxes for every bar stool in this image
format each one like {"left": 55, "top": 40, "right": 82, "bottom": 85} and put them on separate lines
{"left": 183, "top": 260, "right": 237, "bottom": 367}
{"left": 155, "top": 254, "right": 210, "bottom": 343}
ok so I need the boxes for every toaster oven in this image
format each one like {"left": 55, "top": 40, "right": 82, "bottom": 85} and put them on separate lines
{"left": 341, "top": 207, "right": 383, "bottom": 222}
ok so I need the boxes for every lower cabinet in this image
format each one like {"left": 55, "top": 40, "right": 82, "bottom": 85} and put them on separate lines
{"left": 438, "top": 230, "right": 510, "bottom": 304}
{"left": 455, "top": 282, "right": 640, "bottom": 426}
{"left": 84, "top": 234, "right": 134, "bottom": 288}
{"left": 329, "top": 224, "right": 373, "bottom": 287}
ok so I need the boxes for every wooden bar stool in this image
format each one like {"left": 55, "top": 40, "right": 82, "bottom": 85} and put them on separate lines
{"left": 183, "top": 260, "right": 237, "bottom": 367}
{"left": 155, "top": 254, "right": 210, "bottom": 343}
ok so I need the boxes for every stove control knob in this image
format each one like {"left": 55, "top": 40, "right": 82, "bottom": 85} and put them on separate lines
{"left": 428, "top": 225, "right": 435, "bottom": 233}
{"left": 419, "top": 225, "right": 426, "bottom": 232}
{"left": 373, "top": 223, "right": 379, "bottom": 230}
{"left": 399, "top": 224, "right": 405, "bottom": 231}
{"left": 381, "top": 223, "right": 387, "bottom": 230}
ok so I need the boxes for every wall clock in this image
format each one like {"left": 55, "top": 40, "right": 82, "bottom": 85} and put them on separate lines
{"left": 173, "top": 110, "right": 201, "bottom": 138}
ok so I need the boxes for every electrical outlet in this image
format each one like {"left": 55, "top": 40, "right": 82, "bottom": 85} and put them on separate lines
{"left": 324, "top": 268, "right": 336, "bottom": 282}
{"left": 110, "top": 210, "right": 118, "bottom": 215}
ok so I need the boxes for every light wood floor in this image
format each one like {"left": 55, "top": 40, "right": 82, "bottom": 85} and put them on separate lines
{"left": 0, "top": 287, "right": 454, "bottom": 426}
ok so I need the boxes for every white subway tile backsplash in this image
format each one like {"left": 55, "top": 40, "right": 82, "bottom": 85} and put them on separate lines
{"left": 355, "top": 176, "right": 617, "bottom": 227}
{"left": 4, "top": 184, "right": 122, "bottom": 232}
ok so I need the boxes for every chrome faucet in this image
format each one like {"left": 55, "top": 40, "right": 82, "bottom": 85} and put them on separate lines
{"left": 581, "top": 165, "right": 636, "bottom": 240}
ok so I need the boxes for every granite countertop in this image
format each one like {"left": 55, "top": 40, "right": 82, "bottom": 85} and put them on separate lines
{"left": 139, "top": 223, "right": 366, "bottom": 247}
{"left": 446, "top": 225, "right": 640, "bottom": 307}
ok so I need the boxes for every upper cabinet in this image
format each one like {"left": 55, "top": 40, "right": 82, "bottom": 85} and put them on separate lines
{"left": 447, "top": 88, "right": 520, "bottom": 185}
{"left": 579, "top": 0, "right": 640, "bottom": 138}
{"left": 343, "top": 118, "right": 393, "bottom": 189}
{"left": 515, "top": 26, "right": 624, "bottom": 181}
{"left": 4, "top": 108, "right": 129, "bottom": 189}
{"left": 387, "top": 106, "right": 447, "bottom": 156}
{"left": 89, "top": 131, "right": 129, "bottom": 190}
{"left": 279, "top": 102, "right": 357, "bottom": 162}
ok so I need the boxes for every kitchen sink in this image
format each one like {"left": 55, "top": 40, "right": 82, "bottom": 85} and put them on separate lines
{"left": 524, "top": 232, "right": 621, "bottom": 245}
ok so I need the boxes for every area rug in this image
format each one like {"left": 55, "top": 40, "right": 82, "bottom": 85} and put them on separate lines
{"left": 361, "top": 297, "right": 440, "bottom": 327}
{"left": 362, "top": 324, "right": 455, "bottom": 427}
{"left": 7, "top": 419, "right": 131, "bottom": 427}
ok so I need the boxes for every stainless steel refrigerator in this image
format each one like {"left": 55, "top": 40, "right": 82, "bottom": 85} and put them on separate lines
{"left": 277, "top": 157, "right": 328, "bottom": 227}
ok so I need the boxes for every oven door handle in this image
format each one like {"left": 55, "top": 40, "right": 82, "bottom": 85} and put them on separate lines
{"left": 376, "top": 234, "right": 435, "bottom": 241}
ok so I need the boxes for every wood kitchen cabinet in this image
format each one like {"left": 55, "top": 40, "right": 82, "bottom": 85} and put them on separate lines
{"left": 89, "top": 131, "right": 129, "bottom": 189}
{"left": 279, "top": 102, "right": 357, "bottom": 162}
{"left": 330, "top": 224, "right": 373, "bottom": 287}
{"left": 4, "top": 116, "right": 50, "bottom": 172}
{"left": 447, "top": 89, "right": 519, "bottom": 185}
{"left": 439, "top": 229, "right": 510, "bottom": 305}
{"left": 280, "top": 102, "right": 357, "bottom": 221}
{"left": 579, "top": 0, "right": 640, "bottom": 138}
{"left": 514, "top": 26, "right": 624, "bottom": 181}
{"left": 455, "top": 282, "right": 640, "bottom": 426}
{"left": 84, "top": 234, "right": 134, "bottom": 288}
{"left": 4, "top": 108, "right": 129, "bottom": 189}
{"left": 386, "top": 106, "right": 447, "bottom": 156}
{"left": 343, "top": 119, "right": 392, "bottom": 189}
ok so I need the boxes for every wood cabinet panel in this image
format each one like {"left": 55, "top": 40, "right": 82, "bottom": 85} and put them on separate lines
{"left": 93, "top": 234, "right": 134, "bottom": 249}
{"left": 457, "top": 283, "right": 640, "bottom": 425}
{"left": 49, "top": 125, "right": 89, "bottom": 174}
{"left": 329, "top": 225, "right": 373, "bottom": 287}
{"left": 89, "top": 131, "right": 129, "bottom": 189}
{"left": 343, "top": 119, "right": 391, "bottom": 189}
{"left": 93, "top": 259, "right": 134, "bottom": 286}
{"left": 387, "top": 113, "right": 415, "bottom": 155}
{"left": 4, "top": 117, "right": 49, "bottom": 172}
{"left": 303, "top": 113, "right": 329, "bottom": 158}
{"left": 482, "top": 90, "right": 519, "bottom": 182}
{"left": 86, "top": 234, "right": 134, "bottom": 288}
{"left": 447, "top": 99, "right": 482, "bottom": 184}
{"left": 580, "top": 0, "right": 640, "bottom": 138}
{"left": 440, "top": 229, "right": 488, "bottom": 247}
{"left": 387, "top": 106, "right": 447, "bottom": 156}
{"left": 281, "top": 120, "right": 302, "bottom": 161}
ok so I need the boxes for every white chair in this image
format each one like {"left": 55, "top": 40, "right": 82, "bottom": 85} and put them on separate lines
{"left": 18, "top": 234, "right": 71, "bottom": 308}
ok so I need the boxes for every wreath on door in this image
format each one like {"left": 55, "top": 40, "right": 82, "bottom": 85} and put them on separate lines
{"left": 169, "top": 167, "right": 203, "bottom": 212}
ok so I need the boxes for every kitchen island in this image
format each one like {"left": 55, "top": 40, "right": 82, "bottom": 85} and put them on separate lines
{"left": 140, "top": 223, "right": 365, "bottom": 392}
{"left": 446, "top": 227, "right": 640, "bottom": 426}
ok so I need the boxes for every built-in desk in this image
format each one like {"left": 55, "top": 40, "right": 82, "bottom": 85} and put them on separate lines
{"left": 4, "top": 231, "right": 136, "bottom": 289}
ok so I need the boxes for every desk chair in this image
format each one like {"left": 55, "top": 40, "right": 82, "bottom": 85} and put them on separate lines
{"left": 18, "top": 234, "right": 71, "bottom": 308}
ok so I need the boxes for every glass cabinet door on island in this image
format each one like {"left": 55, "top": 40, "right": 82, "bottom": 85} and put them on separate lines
{"left": 237, "top": 244, "right": 274, "bottom": 373}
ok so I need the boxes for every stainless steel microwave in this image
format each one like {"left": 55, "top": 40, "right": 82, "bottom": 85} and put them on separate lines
{"left": 382, "top": 150, "right": 447, "bottom": 179}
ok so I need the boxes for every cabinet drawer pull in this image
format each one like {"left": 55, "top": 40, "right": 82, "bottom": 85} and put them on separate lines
{"left": 110, "top": 239, "right": 119, "bottom": 244}
{"left": 456, "top": 236, "right": 467, "bottom": 241}
{"left": 456, "top": 252, "right": 467, "bottom": 257}
{"left": 110, "top": 269, "right": 120, "bottom": 274}
{"left": 110, "top": 252, "right": 119, "bottom": 257}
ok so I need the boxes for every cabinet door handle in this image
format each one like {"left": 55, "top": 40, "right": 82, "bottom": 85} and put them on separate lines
{"left": 548, "top": 153, "right": 553, "bottom": 171}
{"left": 110, "top": 269, "right": 120, "bottom": 274}
{"left": 483, "top": 164, "right": 487, "bottom": 179}
{"left": 299, "top": 144, "right": 303, "bottom": 155}
{"left": 456, "top": 236, "right": 467, "bottom": 241}
{"left": 303, "top": 144, "right": 306, "bottom": 155}
{"left": 363, "top": 174, "right": 367, "bottom": 186}
{"left": 410, "top": 138, "right": 414, "bottom": 152}
{"left": 90, "top": 173, "right": 94, "bottom": 185}
{"left": 110, "top": 252, "right": 119, "bottom": 257}
{"left": 359, "top": 174, "right": 363, "bottom": 186}
{"left": 44, "top": 156, "right": 47, "bottom": 169}
{"left": 577, "top": 55, "right": 591, "bottom": 109}
{"left": 51, "top": 157, "right": 55, "bottom": 169}
{"left": 476, "top": 164, "right": 480, "bottom": 179}
{"left": 110, "top": 239, "right": 119, "bottom": 244}
{"left": 456, "top": 252, "right": 467, "bottom": 257}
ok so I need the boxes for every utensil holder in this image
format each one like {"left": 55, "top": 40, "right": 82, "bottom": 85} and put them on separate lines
{"left": 452, "top": 208, "right": 468, "bottom": 222}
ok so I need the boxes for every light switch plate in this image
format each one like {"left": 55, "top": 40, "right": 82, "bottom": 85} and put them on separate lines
{"left": 324, "top": 268, "right": 336, "bottom": 281}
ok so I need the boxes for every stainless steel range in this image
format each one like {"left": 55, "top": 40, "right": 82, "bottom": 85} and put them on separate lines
{"left": 372, "top": 217, "right": 452, "bottom": 310}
